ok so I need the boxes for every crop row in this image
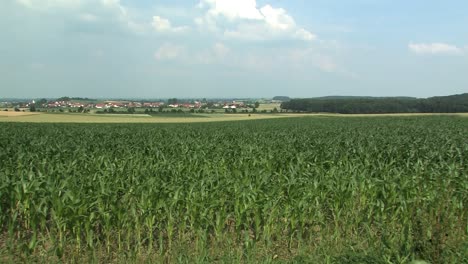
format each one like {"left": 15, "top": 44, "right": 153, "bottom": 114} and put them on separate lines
{"left": 0, "top": 117, "right": 467, "bottom": 263}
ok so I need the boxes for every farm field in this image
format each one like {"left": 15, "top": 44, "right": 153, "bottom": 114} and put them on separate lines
{"left": 0, "top": 116, "right": 467, "bottom": 263}
{"left": 1, "top": 111, "right": 467, "bottom": 124}
{"left": 0, "top": 112, "right": 291, "bottom": 123}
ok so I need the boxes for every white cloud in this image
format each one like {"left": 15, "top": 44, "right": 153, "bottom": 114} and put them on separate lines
{"left": 284, "top": 48, "right": 337, "bottom": 72}
{"left": 155, "top": 41, "right": 339, "bottom": 76}
{"left": 16, "top": 0, "right": 82, "bottom": 9}
{"left": 79, "top": 13, "right": 98, "bottom": 22}
{"left": 409, "top": 43, "right": 463, "bottom": 55}
{"left": 196, "top": 0, "right": 316, "bottom": 42}
{"left": 224, "top": 24, "right": 269, "bottom": 41}
{"left": 15, "top": 0, "right": 145, "bottom": 33}
{"left": 198, "top": 0, "right": 263, "bottom": 21}
{"left": 99, "top": 0, "right": 145, "bottom": 33}
{"left": 152, "top": 16, "right": 188, "bottom": 33}
{"left": 260, "top": 5, "right": 294, "bottom": 31}
{"left": 194, "top": 42, "right": 231, "bottom": 64}
{"left": 213, "top": 42, "right": 230, "bottom": 58}
{"left": 16, "top": 0, "right": 316, "bottom": 41}
{"left": 295, "top": 28, "right": 316, "bottom": 41}
{"left": 154, "top": 43, "right": 186, "bottom": 61}
{"left": 315, "top": 56, "right": 337, "bottom": 72}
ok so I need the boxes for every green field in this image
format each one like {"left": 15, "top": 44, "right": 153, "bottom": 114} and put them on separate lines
{"left": 1, "top": 117, "right": 467, "bottom": 263}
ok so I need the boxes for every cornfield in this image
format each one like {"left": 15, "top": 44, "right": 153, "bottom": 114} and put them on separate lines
{"left": 0, "top": 116, "right": 467, "bottom": 263}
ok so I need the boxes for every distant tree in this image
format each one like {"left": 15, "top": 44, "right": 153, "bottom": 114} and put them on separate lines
{"left": 189, "top": 109, "right": 195, "bottom": 113}
{"left": 280, "top": 93, "right": 468, "bottom": 114}
{"left": 158, "top": 105, "right": 164, "bottom": 112}
{"left": 273, "top": 96, "right": 290, "bottom": 102}
{"left": 14, "top": 107, "right": 21, "bottom": 112}
{"left": 29, "top": 104, "right": 36, "bottom": 112}
{"left": 127, "top": 107, "right": 135, "bottom": 114}
{"left": 38, "top": 98, "right": 48, "bottom": 106}
{"left": 3, "top": 109, "right": 8, "bottom": 111}
{"left": 232, "top": 108, "right": 237, "bottom": 113}
{"left": 57, "top": 97, "right": 71, "bottom": 102}
{"left": 144, "top": 109, "right": 149, "bottom": 114}
{"left": 254, "top": 102, "right": 260, "bottom": 108}
{"left": 252, "top": 108, "right": 257, "bottom": 113}
{"left": 168, "top": 98, "right": 178, "bottom": 105}
{"left": 78, "top": 106, "right": 84, "bottom": 113}
{"left": 272, "top": 107, "right": 279, "bottom": 113}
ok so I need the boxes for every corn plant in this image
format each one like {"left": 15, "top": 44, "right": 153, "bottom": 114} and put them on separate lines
{"left": 0, "top": 116, "right": 467, "bottom": 263}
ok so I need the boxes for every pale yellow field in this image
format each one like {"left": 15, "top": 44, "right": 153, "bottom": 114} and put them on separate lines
{"left": 0, "top": 112, "right": 292, "bottom": 123}
{"left": 257, "top": 103, "right": 282, "bottom": 111}
{"left": 0, "top": 111, "right": 41, "bottom": 117}
{"left": 0, "top": 112, "right": 466, "bottom": 123}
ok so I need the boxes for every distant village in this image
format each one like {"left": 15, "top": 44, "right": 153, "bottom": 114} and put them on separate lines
{"left": 0, "top": 97, "right": 288, "bottom": 113}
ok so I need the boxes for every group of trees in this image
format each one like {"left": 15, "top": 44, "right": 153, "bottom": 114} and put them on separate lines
{"left": 56, "top": 97, "right": 94, "bottom": 102}
{"left": 281, "top": 94, "right": 468, "bottom": 114}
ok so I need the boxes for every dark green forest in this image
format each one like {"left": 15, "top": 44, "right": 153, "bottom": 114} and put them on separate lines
{"left": 281, "top": 93, "right": 468, "bottom": 114}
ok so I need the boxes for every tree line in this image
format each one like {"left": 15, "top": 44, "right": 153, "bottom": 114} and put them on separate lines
{"left": 281, "top": 94, "right": 468, "bottom": 114}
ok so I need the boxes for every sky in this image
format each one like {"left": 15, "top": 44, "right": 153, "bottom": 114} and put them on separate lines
{"left": 0, "top": 0, "right": 467, "bottom": 99}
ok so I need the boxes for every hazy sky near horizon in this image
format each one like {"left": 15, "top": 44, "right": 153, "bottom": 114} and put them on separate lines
{"left": 1, "top": 0, "right": 467, "bottom": 98}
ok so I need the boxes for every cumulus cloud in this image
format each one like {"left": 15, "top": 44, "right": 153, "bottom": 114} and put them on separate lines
{"left": 15, "top": 0, "right": 145, "bottom": 33}
{"left": 260, "top": 5, "right": 294, "bottom": 31}
{"left": 408, "top": 43, "right": 464, "bottom": 55}
{"left": 99, "top": 0, "right": 145, "bottom": 33}
{"left": 153, "top": 40, "right": 339, "bottom": 76}
{"left": 16, "top": 0, "right": 83, "bottom": 9}
{"left": 196, "top": 0, "right": 316, "bottom": 42}
{"left": 193, "top": 42, "right": 231, "bottom": 64}
{"left": 198, "top": 0, "right": 263, "bottom": 21}
{"left": 295, "top": 28, "right": 316, "bottom": 41}
{"left": 212, "top": 42, "right": 230, "bottom": 58}
{"left": 152, "top": 16, "right": 188, "bottom": 33}
{"left": 154, "top": 43, "right": 186, "bottom": 61}
{"left": 79, "top": 13, "right": 98, "bottom": 22}
{"left": 16, "top": 0, "right": 316, "bottom": 41}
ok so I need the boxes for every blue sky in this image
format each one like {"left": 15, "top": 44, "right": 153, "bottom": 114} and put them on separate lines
{"left": 1, "top": 0, "right": 467, "bottom": 98}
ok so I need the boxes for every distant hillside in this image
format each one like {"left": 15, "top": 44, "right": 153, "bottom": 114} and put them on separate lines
{"left": 314, "top": 96, "right": 417, "bottom": 100}
{"left": 272, "top": 96, "right": 291, "bottom": 102}
{"left": 281, "top": 93, "right": 468, "bottom": 114}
